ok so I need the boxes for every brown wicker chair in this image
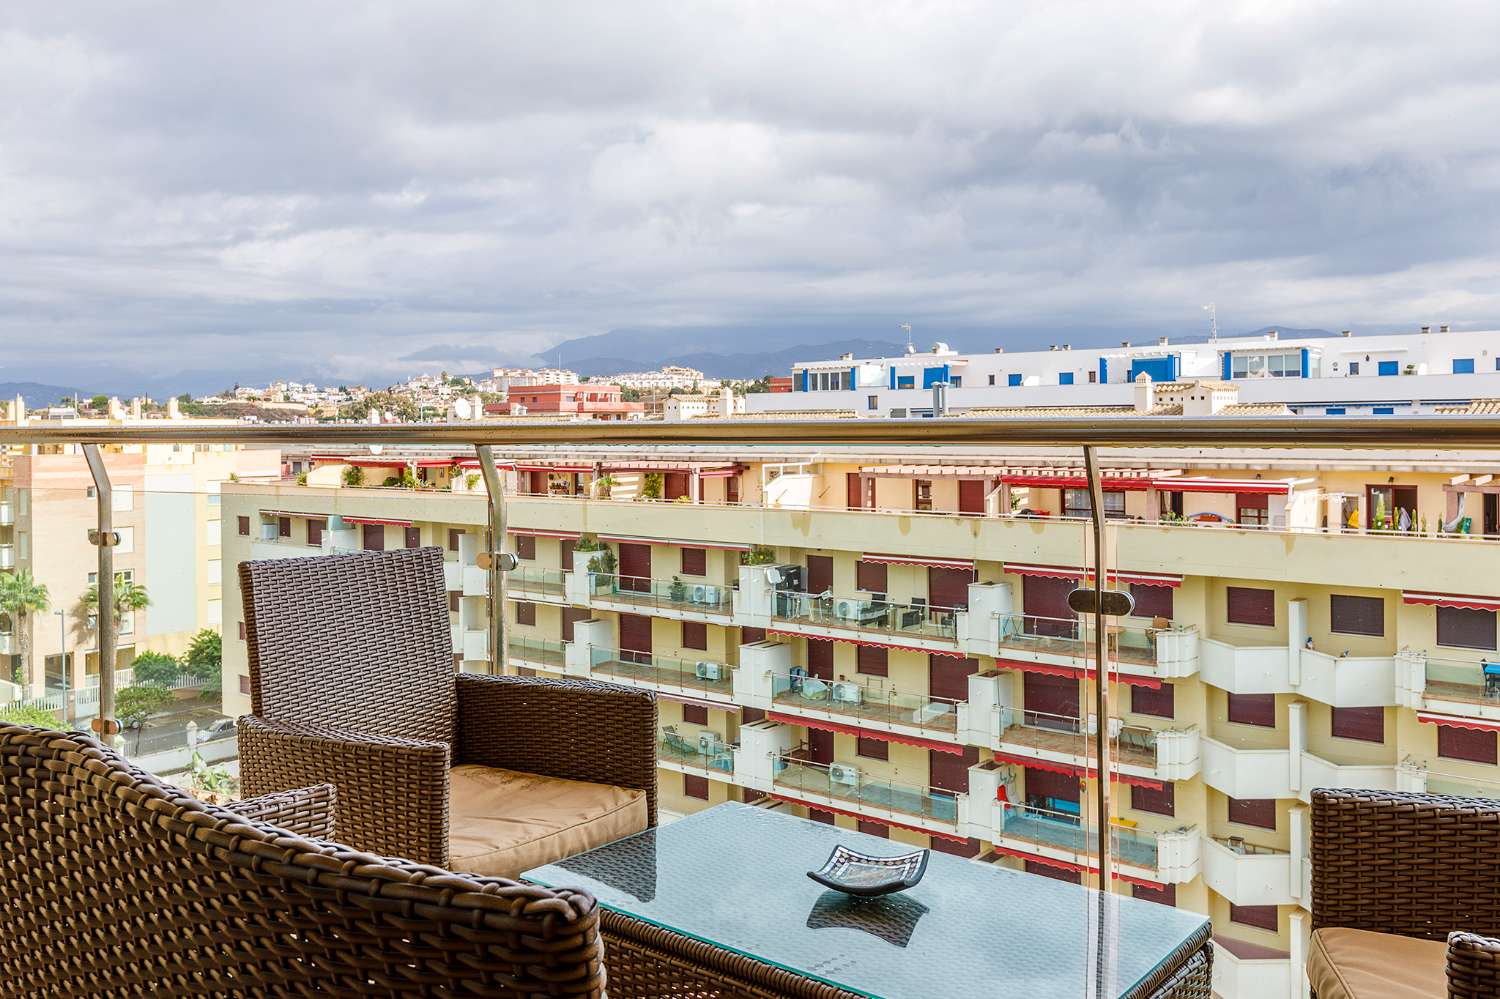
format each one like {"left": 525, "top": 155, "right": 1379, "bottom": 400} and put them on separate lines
{"left": 237, "top": 546, "right": 657, "bottom": 875}
{"left": 0, "top": 723, "right": 606, "bottom": 997}
{"left": 1309, "top": 787, "right": 1500, "bottom": 998}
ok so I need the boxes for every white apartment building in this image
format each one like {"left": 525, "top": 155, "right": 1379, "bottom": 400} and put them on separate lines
{"left": 606, "top": 365, "right": 720, "bottom": 392}
{"left": 752, "top": 327, "right": 1500, "bottom": 419}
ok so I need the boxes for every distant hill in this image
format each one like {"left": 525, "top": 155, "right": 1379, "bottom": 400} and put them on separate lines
{"left": 0, "top": 382, "right": 87, "bottom": 408}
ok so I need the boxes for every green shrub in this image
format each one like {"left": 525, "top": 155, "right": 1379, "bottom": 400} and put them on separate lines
{"left": 130, "top": 651, "right": 181, "bottom": 688}
{"left": 0, "top": 703, "right": 62, "bottom": 727}
{"left": 116, "top": 684, "right": 172, "bottom": 729}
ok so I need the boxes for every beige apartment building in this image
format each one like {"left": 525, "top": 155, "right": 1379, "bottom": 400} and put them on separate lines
{"left": 220, "top": 440, "right": 1500, "bottom": 999}
{"left": 1, "top": 401, "right": 281, "bottom": 700}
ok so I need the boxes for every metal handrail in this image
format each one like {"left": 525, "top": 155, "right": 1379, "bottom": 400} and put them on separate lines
{"left": 6, "top": 414, "right": 1500, "bottom": 448}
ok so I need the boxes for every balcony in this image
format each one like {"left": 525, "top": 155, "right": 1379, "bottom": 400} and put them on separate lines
{"left": 584, "top": 572, "right": 732, "bottom": 622}
{"left": 985, "top": 802, "right": 1199, "bottom": 882}
{"left": 449, "top": 624, "right": 487, "bottom": 662}
{"left": 0, "top": 544, "right": 14, "bottom": 570}
{"left": 506, "top": 566, "right": 566, "bottom": 603}
{"left": 771, "top": 756, "right": 963, "bottom": 834}
{"left": 0, "top": 497, "right": 13, "bottom": 526}
{"left": 1201, "top": 730, "right": 1396, "bottom": 804}
{"left": 582, "top": 645, "right": 737, "bottom": 702}
{"left": 767, "top": 671, "right": 962, "bottom": 739}
{"left": 1212, "top": 937, "right": 1296, "bottom": 999}
{"left": 992, "top": 707, "right": 1202, "bottom": 783}
{"left": 507, "top": 636, "right": 565, "bottom": 672}
{"left": 658, "top": 725, "right": 736, "bottom": 781}
{"left": 1400, "top": 653, "right": 1500, "bottom": 722}
{"left": 1201, "top": 835, "right": 1297, "bottom": 907}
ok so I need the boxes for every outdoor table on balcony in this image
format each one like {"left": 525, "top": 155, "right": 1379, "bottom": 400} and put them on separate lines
{"left": 524, "top": 802, "right": 1211, "bottom": 998}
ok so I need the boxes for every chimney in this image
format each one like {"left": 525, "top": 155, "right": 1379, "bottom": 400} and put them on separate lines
{"left": 1158, "top": 336, "right": 1169, "bottom": 346}
{"left": 1421, "top": 325, "right": 1431, "bottom": 335}
{"left": 1341, "top": 329, "right": 1352, "bottom": 337}
{"left": 932, "top": 381, "right": 949, "bottom": 417}
{"left": 1268, "top": 329, "right": 1279, "bottom": 340}
{"left": 1440, "top": 324, "right": 1450, "bottom": 333}
{"left": 1133, "top": 373, "right": 1155, "bottom": 413}
{"left": 993, "top": 347, "right": 1004, "bottom": 353}
{"left": 1120, "top": 341, "right": 1130, "bottom": 347}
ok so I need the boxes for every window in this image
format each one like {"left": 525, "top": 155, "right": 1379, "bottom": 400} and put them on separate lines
{"left": 404, "top": 526, "right": 421, "bottom": 549}
{"left": 1330, "top": 594, "right": 1384, "bottom": 636}
{"left": 307, "top": 518, "right": 325, "bottom": 547}
{"left": 856, "top": 736, "right": 889, "bottom": 760}
{"left": 1372, "top": 407, "right": 1394, "bottom": 415}
{"left": 856, "top": 645, "right": 888, "bottom": 677}
{"left": 914, "top": 479, "right": 932, "bottom": 512}
{"left": 1439, "top": 725, "right": 1498, "bottom": 764}
{"left": 1438, "top": 606, "right": 1497, "bottom": 651}
{"left": 1226, "top": 586, "right": 1275, "bottom": 626}
{"left": 1454, "top": 358, "right": 1476, "bottom": 374}
{"left": 1227, "top": 692, "right": 1276, "bottom": 727}
{"left": 1063, "top": 489, "right": 1125, "bottom": 519}
{"left": 1131, "top": 782, "right": 1175, "bottom": 816}
{"left": 1007, "top": 373, "right": 1022, "bottom": 387}
{"left": 949, "top": 376, "right": 961, "bottom": 388}
{"left": 856, "top": 560, "right": 888, "bottom": 593}
{"left": 1235, "top": 493, "right": 1268, "bottom": 526}
{"left": 1129, "top": 583, "right": 1173, "bottom": 620}
{"left": 1059, "top": 372, "right": 1074, "bottom": 385}
{"left": 808, "top": 808, "right": 836, "bottom": 825}
{"left": 1231, "top": 351, "right": 1301, "bottom": 379}
{"left": 1325, "top": 407, "right": 1346, "bottom": 415}
{"left": 448, "top": 529, "right": 462, "bottom": 551}
{"left": 278, "top": 516, "right": 291, "bottom": 538}
{"left": 867, "top": 395, "right": 879, "bottom": 411}
{"left": 681, "top": 621, "right": 707, "bottom": 650}
{"left": 684, "top": 775, "right": 709, "bottom": 800}
{"left": 515, "top": 601, "right": 536, "bottom": 626}
{"left": 1132, "top": 883, "right": 1176, "bottom": 907}
{"left": 361, "top": 523, "right": 384, "bottom": 551}
{"left": 1331, "top": 706, "right": 1385, "bottom": 743}
{"left": 237, "top": 621, "right": 246, "bottom": 640}
{"left": 1377, "top": 360, "right": 1399, "bottom": 376}
{"left": 1088, "top": 370, "right": 1097, "bottom": 383}
{"left": 988, "top": 374, "right": 996, "bottom": 386}
{"left": 515, "top": 534, "right": 536, "bottom": 561}
{"left": 1131, "top": 682, "right": 1175, "bottom": 719}
{"left": 1347, "top": 362, "right": 1359, "bottom": 375}
{"left": 1227, "top": 797, "right": 1276, "bottom": 830}
{"left": 681, "top": 548, "right": 706, "bottom": 576}
{"left": 896, "top": 376, "right": 914, "bottom": 389}
{"left": 239, "top": 675, "right": 251, "bottom": 695}
{"left": 682, "top": 703, "right": 708, "bottom": 725}
{"left": 1230, "top": 904, "right": 1279, "bottom": 932}
{"left": 237, "top": 516, "right": 250, "bottom": 536}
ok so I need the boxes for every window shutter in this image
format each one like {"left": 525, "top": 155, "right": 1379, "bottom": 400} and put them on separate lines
{"left": 1129, "top": 583, "right": 1174, "bottom": 620}
{"left": 681, "top": 547, "right": 707, "bottom": 576}
{"left": 1131, "top": 683, "right": 1175, "bottom": 719}
{"left": 1227, "top": 797, "right": 1276, "bottom": 829}
{"left": 1437, "top": 606, "right": 1498, "bottom": 651}
{"left": 855, "top": 560, "right": 888, "bottom": 593}
{"left": 856, "top": 645, "right": 888, "bottom": 677}
{"left": 1330, "top": 706, "right": 1384, "bottom": 743}
{"left": 1226, "top": 586, "right": 1276, "bottom": 626}
{"left": 1330, "top": 595, "right": 1384, "bottom": 637}
{"left": 1227, "top": 693, "right": 1276, "bottom": 727}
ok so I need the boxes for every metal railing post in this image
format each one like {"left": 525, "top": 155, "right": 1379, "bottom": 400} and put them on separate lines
{"left": 1083, "top": 444, "right": 1113, "bottom": 998}
{"left": 80, "top": 445, "right": 117, "bottom": 740}
{"left": 475, "top": 446, "right": 506, "bottom": 675}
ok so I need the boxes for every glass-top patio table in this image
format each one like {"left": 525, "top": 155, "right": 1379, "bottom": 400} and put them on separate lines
{"left": 525, "top": 802, "right": 1211, "bottom": 998}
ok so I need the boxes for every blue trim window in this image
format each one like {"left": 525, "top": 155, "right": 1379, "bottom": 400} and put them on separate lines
{"left": 922, "top": 365, "right": 951, "bottom": 389}
{"left": 1377, "top": 360, "right": 1399, "bottom": 376}
{"left": 896, "top": 375, "right": 915, "bottom": 390}
{"left": 1453, "top": 358, "right": 1476, "bottom": 374}
{"left": 888, "top": 367, "right": 897, "bottom": 390}
{"left": 1221, "top": 353, "right": 1233, "bottom": 381}
{"left": 1325, "top": 407, "right": 1346, "bottom": 415}
{"left": 1373, "top": 407, "right": 1395, "bottom": 415}
{"left": 1007, "top": 373, "right": 1023, "bottom": 387}
{"left": 1300, "top": 348, "right": 1310, "bottom": 379}
{"left": 1059, "top": 372, "right": 1074, "bottom": 386}
{"left": 1348, "top": 362, "right": 1359, "bottom": 375}
{"left": 1100, "top": 358, "right": 1109, "bottom": 384}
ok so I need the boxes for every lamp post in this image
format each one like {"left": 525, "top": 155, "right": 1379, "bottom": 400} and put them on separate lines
{"left": 55, "top": 608, "right": 68, "bottom": 727}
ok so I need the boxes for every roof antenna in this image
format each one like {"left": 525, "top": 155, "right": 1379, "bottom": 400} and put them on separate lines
{"left": 901, "top": 322, "right": 914, "bottom": 354}
{"left": 1202, "top": 303, "right": 1217, "bottom": 342}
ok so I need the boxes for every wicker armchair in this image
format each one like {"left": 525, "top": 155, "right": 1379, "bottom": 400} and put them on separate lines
{"left": 0, "top": 723, "right": 605, "bottom": 997}
{"left": 1309, "top": 787, "right": 1500, "bottom": 998}
{"left": 237, "top": 546, "right": 657, "bottom": 875}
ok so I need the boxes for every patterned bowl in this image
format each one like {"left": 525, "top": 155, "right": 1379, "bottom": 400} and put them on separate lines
{"left": 806, "top": 845, "right": 930, "bottom": 897}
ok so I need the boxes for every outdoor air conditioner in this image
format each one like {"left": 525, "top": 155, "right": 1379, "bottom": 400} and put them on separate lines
{"left": 834, "top": 598, "right": 863, "bottom": 620}
{"left": 831, "top": 681, "right": 863, "bottom": 704}
{"left": 691, "top": 584, "right": 708, "bottom": 603}
{"left": 693, "top": 584, "right": 721, "bottom": 605}
{"left": 829, "top": 764, "right": 860, "bottom": 786}
{"left": 695, "top": 661, "right": 723, "bottom": 681}
{"left": 697, "top": 732, "right": 724, "bottom": 755}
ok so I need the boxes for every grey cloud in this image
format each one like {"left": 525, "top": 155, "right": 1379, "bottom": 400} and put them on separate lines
{"left": 2, "top": 1, "right": 1500, "bottom": 394}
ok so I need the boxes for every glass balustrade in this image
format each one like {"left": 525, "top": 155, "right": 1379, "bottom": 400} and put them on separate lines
{"left": 772, "top": 755, "right": 959, "bottom": 825}
{"left": 588, "top": 572, "right": 734, "bottom": 615}
{"left": 587, "top": 646, "right": 734, "bottom": 696}
{"left": 768, "top": 671, "right": 962, "bottom": 735}
{"left": 770, "top": 589, "right": 958, "bottom": 641}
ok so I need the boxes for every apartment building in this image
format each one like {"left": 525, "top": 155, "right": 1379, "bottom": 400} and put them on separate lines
{"left": 753, "top": 326, "right": 1500, "bottom": 419}
{"left": 218, "top": 439, "right": 1500, "bottom": 999}
{"left": 1, "top": 402, "right": 280, "bottom": 699}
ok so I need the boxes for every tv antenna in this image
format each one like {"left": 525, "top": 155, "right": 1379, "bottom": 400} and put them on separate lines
{"left": 1202, "top": 303, "right": 1217, "bottom": 342}
{"left": 900, "top": 323, "right": 913, "bottom": 353}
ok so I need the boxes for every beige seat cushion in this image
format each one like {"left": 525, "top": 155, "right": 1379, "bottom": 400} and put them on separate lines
{"left": 1307, "top": 927, "right": 1448, "bottom": 999}
{"left": 448, "top": 764, "right": 648, "bottom": 878}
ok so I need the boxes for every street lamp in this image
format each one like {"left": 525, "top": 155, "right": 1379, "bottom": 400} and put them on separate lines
{"left": 55, "top": 608, "right": 68, "bottom": 728}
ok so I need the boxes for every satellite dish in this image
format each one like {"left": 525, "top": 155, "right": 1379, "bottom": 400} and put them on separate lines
{"left": 766, "top": 567, "right": 783, "bottom": 585}
{"left": 369, "top": 444, "right": 384, "bottom": 455}
{"left": 452, "top": 398, "right": 473, "bottom": 420}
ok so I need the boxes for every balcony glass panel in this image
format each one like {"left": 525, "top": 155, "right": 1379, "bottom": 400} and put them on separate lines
{"left": 507, "top": 566, "right": 566, "bottom": 601}
{"left": 589, "top": 572, "right": 732, "bottom": 615}
{"left": 771, "top": 589, "right": 957, "bottom": 641}
{"left": 658, "top": 725, "right": 735, "bottom": 774}
{"left": 999, "top": 613, "right": 1161, "bottom": 666}
{"left": 772, "top": 756, "right": 959, "bottom": 825}
{"left": 998, "top": 803, "right": 1159, "bottom": 870}
{"left": 506, "top": 636, "right": 565, "bottom": 671}
{"left": 769, "top": 671, "right": 961, "bottom": 735}
{"left": 588, "top": 646, "right": 733, "bottom": 696}
{"left": 1425, "top": 656, "right": 1500, "bottom": 706}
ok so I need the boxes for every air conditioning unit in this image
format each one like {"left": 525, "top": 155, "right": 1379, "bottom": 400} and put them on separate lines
{"left": 260, "top": 524, "right": 277, "bottom": 541}
{"left": 831, "top": 681, "right": 863, "bottom": 704}
{"left": 691, "top": 584, "right": 721, "bottom": 605}
{"left": 834, "top": 598, "right": 864, "bottom": 620}
{"left": 829, "top": 764, "right": 860, "bottom": 786}
{"left": 697, "top": 732, "right": 723, "bottom": 755}
{"left": 695, "top": 661, "right": 723, "bottom": 681}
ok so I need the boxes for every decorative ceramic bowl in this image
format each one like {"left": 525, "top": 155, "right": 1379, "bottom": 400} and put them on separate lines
{"left": 806, "top": 845, "right": 929, "bottom": 897}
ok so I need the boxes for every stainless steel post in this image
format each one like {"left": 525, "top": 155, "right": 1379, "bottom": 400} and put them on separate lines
{"left": 81, "top": 444, "right": 117, "bottom": 736}
{"left": 1083, "top": 444, "right": 1113, "bottom": 998}
{"left": 475, "top": 445, "right": 506, "bottom": 675}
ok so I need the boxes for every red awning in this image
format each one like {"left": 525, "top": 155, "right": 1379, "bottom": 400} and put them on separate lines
{"left": 340, "top": 516, "right": 413, "bottom": 527}
{"left": 509, "top": 527, "right": 582, "bottom": 540}
{"left": 261, "top": 510, "right": 327, "bottom": 520}
{"left": 986, "top": 843, "right": 1088, "bottom": 873}
{"left": 517, "top": 463, "right": 594, "bottom": 473}
{"left": 332, "top": 457, "right": 454, "bottom": 469}
{"left": 1154, "top": 477, "right": 1298, "bottom": 495}
{"left": 1417, "top": 711, "right": 1500, "bottom": 732}
{"left": 768, "top": 794, "right": 971, "bottom": 843}
{"left": 766, "top": 629, "right": 969, "bottom": 658}
{"left": 993, "top": 659, "right": 1164, "bottom": 690}
{"left": 597, "top": 534, "right": 750, "bottom": 552}
{"left": 1002, "top": 563, "right": 1182, "bottom": 589}
{"left": 990, "top": 750, "right": 1164, "bottom": 788}
{"left": 861, "top": 554, "right": 977, "bottom": 571}
{"left": 766, "top": 711, "right": 965, "bottom": 755}
{"left": 1000, "top": 474, "right": 1154, "bottom": 491}
{"left": 1403, "top": 591, "right": 1500, "bottom": 611}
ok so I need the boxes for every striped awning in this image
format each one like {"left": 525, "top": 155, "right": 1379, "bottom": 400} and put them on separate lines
{"left": 766, "top": 712, "right": 965, "bottom": 755}
{"left": 993, "top": 659, "right": 1165, "bottom": 690}
{"left": 766, "top": 629, "right": 969, "bottom": 658}
{"left": 861, "top": 554, "right": 976, "bottom": 570}
{"left": 1002, "top": 563, "right": 1183, "bottom": 589}
{"left": 1417, "top": 711, "right": 1500, "bottom": 732}
{"left": 659, "top": 692, "right": 739, "bottom": 714}
{"left": 1402, "top": 591, "right": 1500, "bottom": 611}
{"left": 767, "top": 795, "right": 971, "bottom": 843}
{"left": 509, "top": 527, "right": 582, "bottom": 540}
{"left": 597, "top": 534, "right": 750, "bottom": 552}
{"left": 1157, "top": 477, "right": 1302, "bottom": 495}
{"left": 990, "top": 750, "right": 1165, "bottom": 789}
{"left": 340, "top": 516, "right": 412, "bottom": 527}
{"left": 986, "top": 844, "right": 1087, "bottom": 874}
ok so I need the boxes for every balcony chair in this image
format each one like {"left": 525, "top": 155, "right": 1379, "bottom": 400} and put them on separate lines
{"left": 237, "top": 547, "right": 657, "bottom": 878}
{"left": 1309, "top": 787, "right": 1500, "bottom": 999}
{"left": 0, "top": 723, "right": 606, "bottom": 997}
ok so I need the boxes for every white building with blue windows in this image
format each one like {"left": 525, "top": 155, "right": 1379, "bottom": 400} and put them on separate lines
{"left": 748, "top": 326, "right": 1500, "bottom": 418}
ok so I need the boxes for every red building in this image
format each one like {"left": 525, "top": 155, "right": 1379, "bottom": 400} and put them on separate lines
{"left": 495, "top": 383, "right": 644, "bottom": 421}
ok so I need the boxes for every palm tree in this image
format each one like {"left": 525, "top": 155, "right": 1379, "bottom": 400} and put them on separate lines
{"left": 0, "top": 570, "right": 51, "bottom": 692}
{"left": 82, "top": 578, "right": 151, "bottom": 629}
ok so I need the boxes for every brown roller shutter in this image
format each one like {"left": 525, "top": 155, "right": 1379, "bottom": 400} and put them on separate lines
{"left": 929, "top": 655, "right": 978, "bottom": 702}
{"left": 806, "top": 638, "right": 834, "bottom": 680}
{"left": 1330, "top": 594, "right": 1384, "bottom": 637}
{"left": 618, "top": 613, "right": 653, "bottom": 663}
{"left": 846, "top": 472, "right": 864, "bottom": 510}
{"left": 808, "top": 729, "right": 834, "bottom": 764}
{"left": 1227, "top": 586, "right": 1276, "bottom": 626}
{"left": 1439, "top": 725, "right": 1498, "bottom": 764}
{"left": 928, "top": 566, "right": 974, "bottom": 611}
{"left": 806, "top": 555, "right": 834, "bottom": 595}
{"left": 561, "top": 607, "right": 589, "bottom": 642}
{"left": 857, "top": 820, "right": 888, "bottom": 838}
{"left": 741, "top": 626, "right": 767, "bottom": 644}
{"left": 1022, "top": 575, "right": 1077, "bottom": 637}
{"left": 1024, "top": 766, "right": 1080, "bottom": 804}
{"left": 1129, "top": 583, "right": 1173, "bottom": 620}
{"left": 856, "top": 645, "right": 888, "bottom": 677}
{"left": 1437, "top": 606, "right": 1498, "bottom": 650}
{"left": 681, "top": 547, "right": 707, "bottom": 576}
{"left": 929, "top": 746, "right": 979, "bottom": 793}
{"left": 958, "top": 479, "right": 985, "bottom": 515}
{"left": 1026, "top": 861, "right": 1081, "bottom": 884}
{"left": 664, "top": 472, "right": 690, "bottom": 500}
{"left": 361, "top": 523, "right": 384, "bottom": 551}
{"left": 1330, "top": 706, "right": 1385, "bottom": 743}
{"left": 855, "top": 560, "right": 888, "bottom": 593}
{"left": 617, "top": 543, "right": 651, "bottom": 592}
{"left": 1023, "top": 672, "right": 1080, "bottom": 722}
{"left": 931, "top": 836, "right": 980, "bottom": 858}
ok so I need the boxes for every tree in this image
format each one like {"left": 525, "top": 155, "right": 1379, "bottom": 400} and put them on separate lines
{"left": 0, "top": 570, "right": 51, "bottom": 691}
{"left": 0, "top": 703, "right": 61, "bottom": 727}
{"left": 130, "top": 650, "right": 180, "bottom": 688}
{"left": 116, "top": 684, "right": 171, "bottom": 752}
{"left": 89, "top": 394, "right": 110, "bottom": 410}
{"left": 339, "top": 391, "right": 418, "bottom": 422}
{"left": 342, "top": 464, "right": 366, "bottom": 487}
{"left": 82, "top": 577, "right": 151, "bottom": 627}
{"left": 184, "top": 629, "right": 222, "bottom": 701}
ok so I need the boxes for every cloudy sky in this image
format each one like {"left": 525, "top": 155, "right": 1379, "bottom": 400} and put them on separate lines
{"left": 4, "top": 2, "right": 1500, "bottom": 393}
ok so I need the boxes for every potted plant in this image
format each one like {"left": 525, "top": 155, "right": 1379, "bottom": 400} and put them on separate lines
{"left": 740, "top": 545, "right": 777, "bottom": 566}
{"left": 669, "top": 575, "right": 688, "bottom": 603}
{"left": 594, "top": 474, "right": 615, "bottom": 499}
{"left": 640, "top": 472, "right": 664, "bottom": 501}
